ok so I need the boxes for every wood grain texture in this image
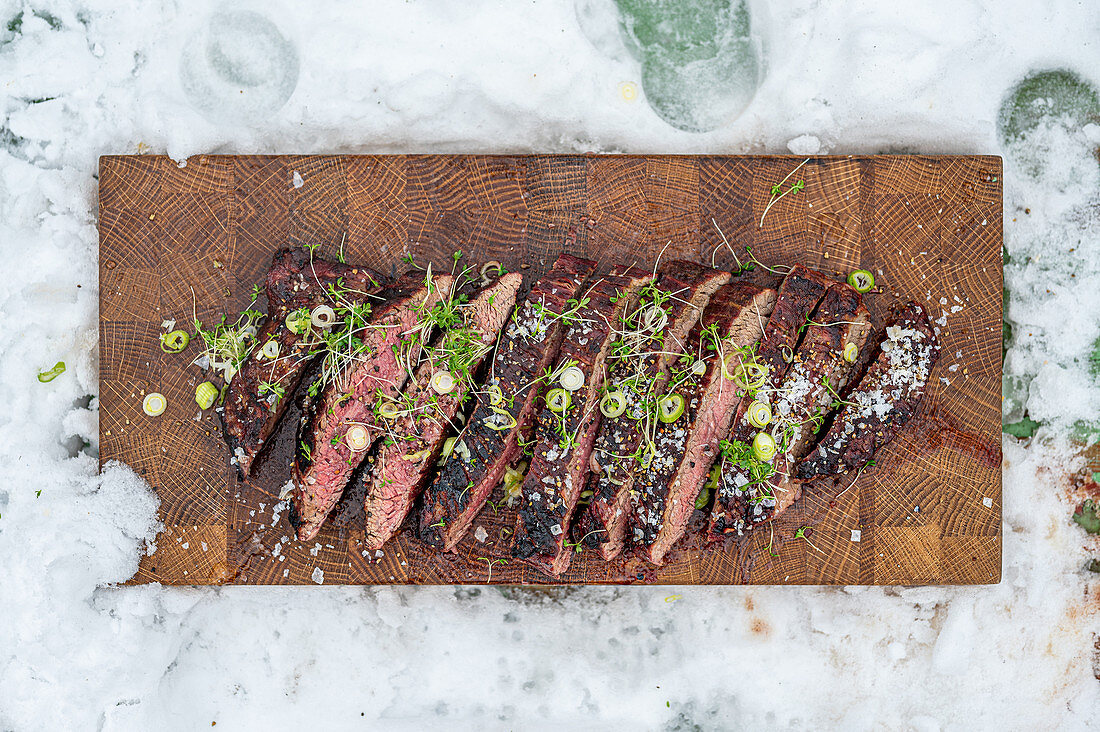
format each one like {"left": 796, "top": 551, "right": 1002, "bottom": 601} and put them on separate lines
{"left": 98, "top": 154, "right": 1003, "bottom": 586}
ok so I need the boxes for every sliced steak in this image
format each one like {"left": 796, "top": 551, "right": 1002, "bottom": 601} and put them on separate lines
{"left": 708, "top": 265, "right": 831, "bottom": 539}
{"left": 797, "top": 302, "right": 940, "bottom": 479}
{"left": 573, "top": 260, "right": 730, "bottom": 560}
{"left": 289, "top": 271, "right": 453, "bottom": 542}
{"left": 632, "top": 284, "right": 777, "bottom": 565}
{"left": 417, "top": 254, "right": 598, "bottom": 551}
{"left": 359, "top": 273, "right": 523, "bottom": 550}
{"left": 512, "top": 268, "right": 654, "bottom": 576}
{"left": 719, "top": 282, "right": 872, "bottom": 534}
{"left": 221, "top": 248, "right": 385, "bottom": 478}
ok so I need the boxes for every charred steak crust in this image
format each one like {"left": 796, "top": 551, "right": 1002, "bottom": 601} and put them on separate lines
{"left": 633, "top": 284, "right": 777, "bottom": 565}
{"left": 576, "top": 260, "right": 730, "bottom": 560}
{"left": 221, "top": 248, "right": 385, "bottom": 479}
{"left": 417, "top": 254, "right": 598, "bottom": 551}
{"left": 707, "top": 265, "right": 831, "bottom": 539}
{"left": 797, "top": 302, "right": 940, "bottom": 479}
{"left": 289, "top": 271, "right": 452, "bottom": 542}
{"left": 359, "top": 273, "right": 523, "bottom": 551}
{"left": 513, "top": 268, "right": 654, "bottom": 576}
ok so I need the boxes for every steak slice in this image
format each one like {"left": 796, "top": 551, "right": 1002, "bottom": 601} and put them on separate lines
{"left": 221, "top": 248, "right": 385, "bottom": 478}
{"left": 797, "top": 302, "right": 940, "bottom": 479}
{"left": 289, "top": 271, "right": 453, "bottom": 542}
{"left": 707, "top": 265, "right": 831, "bottom": 539}
{"left": 512, "top": 268, "right": 654, "bottom": 576}
{"left": 359, "top": 272, "right": 523, "bottom": 550}
{"left": 632, "top": 284, "right": 777, "bottom": 565}
{"left": 723, "top": 282, "right": 872, "bottom": 533}
{"left": 572, "top": 260, "right": 730, "bottom": 560}
{"left": 417, "top": 253, "right": 598, "bottom": 551}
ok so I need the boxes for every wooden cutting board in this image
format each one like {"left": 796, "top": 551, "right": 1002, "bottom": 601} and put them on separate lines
{"left": 99, "top": 154, "right": 1002, "bottom": 586}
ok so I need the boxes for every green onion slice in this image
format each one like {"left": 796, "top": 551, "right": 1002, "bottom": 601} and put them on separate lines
{"left": 261, "top": 340, "right": 280, "bottom": 359}
{"left": 847, "top": 269, "right": 875, "bottom": 293}
{"left": 378, "top": 402, "right": 400, "bottom": 420}
{"left": 346, "top": 425, "right": 371, "bottom": 452}
{"left": 37, "top": 361, "right": 66, "bottom": 383}
{"left": 142, "top": 392, "right": 166, "bottom": 417}
{"left": 727, "top": 360, "right": 767, "bottom": 390}
{"left": 486, "top": 383, "right": 504, "bottom": 406}
{"left": 746, "top": 400, "right": 772, "bottom": 428}
{"left": 658, "top": 393, "right": 685, "bottom": 423}
{"left": 160, "top": 330, "right": 190, "bottom": 354}
{"left": 559, "top": 366, "right": 585, "bottom": 392}
{"left": 486, "top": 406, "right": 517, "bottom": 431}
{"left": 285, "top": 310, "right": 309, "bottom": 335}
{"left": 195, "top": 381, "right": 218, "bottom": 410}
{"left": 843, "top": 342, "right": 859, "bottom": 363}
{"left": 430, "top": 370, "right": 455, "bottom": 395}
{"left": 600, "top": 389, "right": 627, "bottom": 418}
{"left": 546, "top": 388, "right": 571, "bottom": 414}
{"left": 311, "top": 305, "right": 336, "bottom": 329}
{"left": 752, "top": 431, "right": 777, "bottom": 462}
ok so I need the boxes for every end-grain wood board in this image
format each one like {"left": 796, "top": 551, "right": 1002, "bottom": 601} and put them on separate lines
{"left": 99, "top": 154, "right": 1002, "bottom": 586}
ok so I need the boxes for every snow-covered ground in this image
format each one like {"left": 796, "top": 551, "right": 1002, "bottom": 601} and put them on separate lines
{"left": 1, "top": 0, "right": 1098, "bottom": 729}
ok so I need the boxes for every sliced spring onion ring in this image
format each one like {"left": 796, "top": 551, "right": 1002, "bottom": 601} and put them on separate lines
{"left": 441, "top": 437, "right": 457, "bottom": 459}
{"left": 480, "top": 261, "right": 504, "bottom": 282}
{"left": 261, "top": 340, "right": 280, "bottom": 360}
{"left": 453, "top": 439, "right": 472, "bottom": 462}
{"left": 746, "top": 400, "right": 772, "bottom": 429}
{"left": 223, "top": 365, "right": 238, "bottom": 384}
{"left": 780, "top": 345, "right": 794, "bottom": 364}
{"left": 285, "top": 310, "right": 309, "bottom": 334}
{"left": 160, "top": 330, "right": 190, "bottom": 354}
{"left": 195, "top": 381, "right": 218, "bottom": 410}
{"left": 346, "top": 425, "right": 371, "bottom": 452}
{"left": 311, "top": 305, "right": 336, "bottom": 329}
{"left": 486, "top": 383, "right": 504, "bottom": 406}
{"left": 843, "top": 342, "right": 859, "bottom": 363}
{"left": 847, "top": 269, "right": 875, "bottom": 293}
{"left": 37, "top": 361, "right": 65, "bottom": 383}
{"left": 644, "top": 305, "right": 669, "bottom": 332}
{"left": 691, "top": 360, "right": 707, "bottom": 376}
{"left": 658, "top": 393, "right": 686, "bottom": 423}
{"left": 752, "top": 431, "right": 777, "bottom": 462}
{"left": 486, "top": 406, "right": 517, "bottom": 431}
{"left": 559, "top": 366, "right": 585, "bottom": 392}
{"left": 142, "top": 392, "right": 166, "bottom": 417}
{"left": 546, "top": 388, "right": 571, "bottom": 414}
{"left": 727, "top": 360, "right": 768, "bottom": 390}
{"left": 430, "top": 370, "right": 455, "bottom": 395}
{"left": 404, "top": 448, "right": 432, "bottom": 462}
{"left": 378, "top": 402, "right": 400, "bottom": 420}
{"left": 600, "top": 389, "right": 627, "bottom": 418}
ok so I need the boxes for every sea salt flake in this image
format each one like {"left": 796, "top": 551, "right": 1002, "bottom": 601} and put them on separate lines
{"left": 311, "top": 567, "right": 324, "bottom": 584}
{"left": 982, "top": 496, "right": 993, "bottom": 508}
{"left": 851, "top": 529, "right": 862, "bottom": 542}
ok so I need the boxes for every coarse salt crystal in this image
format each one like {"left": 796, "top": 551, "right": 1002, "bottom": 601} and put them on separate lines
{"left": 851, "top": 529, "right": 861, "bottom": 542}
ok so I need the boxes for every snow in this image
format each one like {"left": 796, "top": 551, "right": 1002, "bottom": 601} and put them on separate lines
{"left": 0, "top": 0, "right": 1098, "bottom": 730}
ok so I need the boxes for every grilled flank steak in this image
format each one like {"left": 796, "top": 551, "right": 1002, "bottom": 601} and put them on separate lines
{"left": 707, "top": 265, "right": 831, "bottom": 539}
{"left": 797, "top": 302, "right": 939, "bottom": 480}
{"left": 711, "top": 281, "right": 872, "bottom": 537}
{"left": 359, "top": 273, "right": 523, "bottom": 551}
{"left": 512, "top": 267, "right": 654, "bottom": 576}
{"left": 220, "top": 248, "right": 386, "bottom": 478}
{"left": 417, "top": 254, "right": 598, "bottom": 551}
{"left": 574, "top": 260, "right": 731, "bottom": 561}
{"left": 289, "top": 271, "right": 453, "bottom": 542}
{"left": 631, "top": 283, "right": 777, "bottom": 565}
